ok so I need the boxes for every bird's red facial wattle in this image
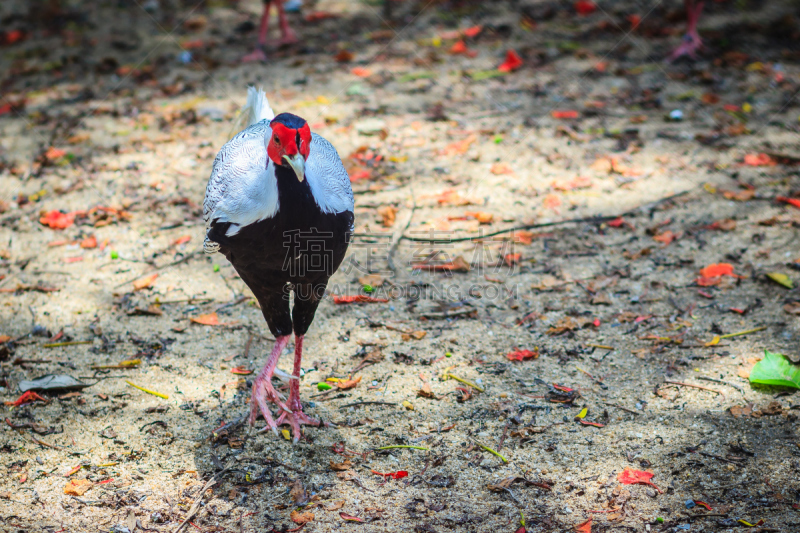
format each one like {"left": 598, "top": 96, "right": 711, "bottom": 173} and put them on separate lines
{"left": 267, "top": 121, "right": 311, "bottom": 181}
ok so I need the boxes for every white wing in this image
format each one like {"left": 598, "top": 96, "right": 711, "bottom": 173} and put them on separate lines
{"left": 203, "top": 120, "right": 279, "bottom": 245}
{"left": 305, "top": 133, "right": 354, "bottom": 215}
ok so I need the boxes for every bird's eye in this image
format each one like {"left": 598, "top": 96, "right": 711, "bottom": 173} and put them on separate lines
{"left": 273, "top": 136, "right": 281, "bottom": 146}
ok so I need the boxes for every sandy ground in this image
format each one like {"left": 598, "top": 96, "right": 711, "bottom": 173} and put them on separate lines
{"left": 1, "top": 0, "right": 800, "bottom": 531}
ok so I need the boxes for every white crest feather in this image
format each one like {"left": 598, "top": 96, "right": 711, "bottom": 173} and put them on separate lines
{"left": 244, "top": 86, "right": 274, "bottom": 126}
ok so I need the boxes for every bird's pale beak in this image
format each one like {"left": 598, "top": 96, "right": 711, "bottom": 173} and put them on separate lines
{"left": 283, "top": 153, "right": 305, "bottom": 182}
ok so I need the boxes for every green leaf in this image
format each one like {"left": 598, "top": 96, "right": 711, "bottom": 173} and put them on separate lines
{"left": 749, "top": 350, "right": 800, "bottom": 389}
{"left": 766, "top": 272, "right": 794, "bottom": 289}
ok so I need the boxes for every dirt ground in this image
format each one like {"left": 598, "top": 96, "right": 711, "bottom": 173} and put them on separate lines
{"left": 1, "top": 0, "right": 800, "bottom": 532}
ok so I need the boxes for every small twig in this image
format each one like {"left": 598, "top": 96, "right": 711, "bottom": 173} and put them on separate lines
{"left": 497, "top": 421, "right": 510, "bottom": 452}
{"left": 471, "top": 439, "right": 508, "bottom": 463}
{"left": 444, "top": 373, "right": 484, "bottom": 392}
{"left": 663, "top": 380, "right": 724, "bottom": 399}
{"left": 375, "top": 445, "right": 429, "bottom": 451}
{"left": 602, "top": 402, "right": 640, "bottom": 415}
{"left": 43, "top": 340, "right": 92, "bottom": 348}
{"left": 115, "top": 250, "right": 202, "bottom": 288}
{"left": 699, "top": 451, "right": 743, "bottom": 464}
{"left": 340, "top": 401, "right": 397, "bottom": 409}
{"left": 174, "top": 466, "right": 232, "bottom": 533}
{"left": 386, "top": 190, "right": 692, "bottom": 244}
{"left": 697, "top": 376, "right": 744, "bottom": 395}
{"left": 387, "top": 187, "right": 417, "bottom": 273}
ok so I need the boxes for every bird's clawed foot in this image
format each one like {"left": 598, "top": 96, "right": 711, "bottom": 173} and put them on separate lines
{"left": 248, "top": 335, "right": 292, "bottom": 435}
{"left": 668, "top": 32, "right": 703, "bottom": 62}
{"left": 276, "top": 400, "right": 322, "bottom": 444}
{"left": 242, "top": 46, "right": 268, "bottom": 63}
{"left": 249, "top": 374, "right": 291, "bottom": 435}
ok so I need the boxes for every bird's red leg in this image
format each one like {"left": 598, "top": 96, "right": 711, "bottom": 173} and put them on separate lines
{"left": 272, "top": 0, "right": 298, "bottom": 46}
{"left": 668, "top": 0, "right": 705, "bottom": 61}
{"left": 242, "top": 0, "right": 271, "bottom": 63}
{"left": 249, "top": 334, "right": 292, "bottom": 434}
{"left": 276, "top": 335, "right": 321, "bottom": 442}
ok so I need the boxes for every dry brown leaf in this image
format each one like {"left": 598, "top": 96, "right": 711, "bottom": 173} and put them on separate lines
{"left": 290, "top": 510, "right": 314, "bottom": 525}
{"left": 290, "top": 479, "right": 308, "bottom": 505}
{"left": 401, "top": 330, "right": 426, "bottom": 341}
{"left": 329, "top": 459, "right": 353, "bottom": 471}
{"left": 325, "top": 500, "right": 346, "bottom": 511}
{"left": 336, "top": 376, "right": 362, "bottom": 390}
{"left": 358, "top": 273, "right": 385, "bottom": 287}
{"left": 783, "top": 302, "right": 800, "bottom": 315}
{"left": 377, "top": 205, "right": 398, "bottom": 227}
{"left": 441, "top": 134, "right": 477, "bottom": 156}
{"left": 465, "top": 211, "right": 493, "bottom": 224}
{"left": 191, "top": 313, "right": 220, "bottom": 326}
{"left": 64, "top": 479, "right": 92, "bottom": 496}
{"left": 730, "top": 403, "right": 753, "bottom": 418}
{"left": 547, "top": 316, "right": 590, "bottom": 335}
{"left": 417, "top": 382, "right": 437, "bottom": 399}
{"left": 490, "top": 163, "right": 513, "bottom": 175}
{"left": 336, "top": 470, "right": 358, "bottom": 481}
{"left": 133, "top": 273, "right": 158, "bottom": 291}
{"left": 722, "top": 189, "right": 755, "bottom": 202}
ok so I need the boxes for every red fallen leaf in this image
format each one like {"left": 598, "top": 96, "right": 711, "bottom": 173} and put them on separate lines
{"left": 498, "top": 49, "right": 523, "bottom": 72}
{"left": 607, "top": 217, "right": 625, "bottom": 228}
{"left": 349, "top": 169, "right": 372, "bottom": 182}
{"left": 699, "top": 263, "right": 735, "bottom": 278}
{"left": 64, "top": 465, "right": 83, "bottom": 477}
{"left": 627, "top": 14, "right": 641, "bottom": 30}
{"left": 463, "top": 25, "right": 482, "bottom": 38}
{"left": 332, "top": 295, "right": 388, "bottom": 304}
{"left": 339, "top": 512, "right": 364, "bottom": 522}
{"left": 190, "top": 313, "right": 220, "bottom": 325}
{"left": 618, "top": 467, "right": 662, "bottom": 493}
{"left": 730, "top": 307, "right": 747, "bottom": 314}
{"left": 575, "top": 518, "right": 592, "bottom": 533}
{"left": 5, "top": 391, "right": 46, "bottom": 407}
{"left": 231, "top": 366, "right": 253, "bottom": 375}
{"left": 304, "top": 10, "right": 339, "bottom": 22}
{"left": 172, "top": 235, "right": 191, "bottom": 246}
{"left": 698, "top": 290, "right": 714, "bottom": 299}
{"left": 44, "top": 147, "right": 67, "bottom": 161}
{"left": 351, "top": 67, "right": 372, "bottom": 77}
{"left": 506, "top": 349, "right": 539, "bottom": 362}
{"left": 592, "top": 318, "right": 601, "bottom": 327}
{"left": 80, "top": 236, "right": 97, "bottom": 249}
{"left": 97, "top": 478, "right": 114, "bottom": 484}
{"left": 371, "top": 469, "right": 408, "bottom": 479}
{"left": 3, "top": 30, "right": 25, "bottom": 45}
{"left": 450, "top": 40, "right": 468, "bottom": 54}
{"left": 63, "top": 256, "right": 83, "bottom": 263}
{"left": 776, "top": 196, "right": 800, "bottom": 209}
{"left": 724, "top": 104, "right": 740, "bottom": 112}
{"left": 653, "top": 230, "right": 677, "bottom": 245}
{"left": 504, "top": 253, "right": 521, "bottom": 266}
{"left": 514, "top": 230, "right": 535, "bottom": 245}
{"left": 40, "top": 210, "right": 75, "bottom": 230}
{"left": 574, "top": 1, "right": 597, "bottom": 15}
{"left": 552, "top": 110, "right": 579, "bottom": 119}
{"left": 743, "top": 153, "right": 776, "bottom": 166}
{"left": 0, "top": 103, "right": 12, "bottom": 116}
{"left": 552, "top": 383, "right": 574, "bottom": 392}
{"left": 579, "top": 419, "right": 605, "bottom": 427}
{"left": 694, "top": 500, "right": 712, "bottom": 511}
